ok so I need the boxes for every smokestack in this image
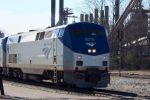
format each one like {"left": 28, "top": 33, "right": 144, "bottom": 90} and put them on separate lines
{"left": 80, "top": 14, "right": 84, "bottom": 22}
{"left": 59, "top": 0, "right": 64, "bottom": 25}
{"left": 100, "top": 10, "right": 104, "bottom": 24}
{"left": 115, "top": 0, "right": 120, "bottom": 23}
{"left": 94, "top": 8, "right": 99, "bottom": 24}
{"left": 105, "top": 6, "right": 109, "bottom": 32}
{"left": 105, "top": 6, "right": 109, "bottom": 24}
{"left": 85, "top": 14, "right": 89, "bottom": 22}
{"left": 90, "top": 13, "right": 94, "bottom": 23}
{"left": 51, "top": 0, "right": 56, "bottom": 27}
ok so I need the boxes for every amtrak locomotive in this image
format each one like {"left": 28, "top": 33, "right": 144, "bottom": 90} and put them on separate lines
{"left": 0, "top": 22, "right": 110, "bottom": 88}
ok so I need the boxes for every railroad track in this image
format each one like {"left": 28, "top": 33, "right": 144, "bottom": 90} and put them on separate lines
{"left": 93, "top": 88, "right": 137, "bottom": 97}
{"left": 110, "top": 72, "right": 150, "bottom": 79}
{"left": 93, "top": 89, "right": 150, "bottom": 100}
{"left": 3, "top": 78, "right": 144, "bottom": 99}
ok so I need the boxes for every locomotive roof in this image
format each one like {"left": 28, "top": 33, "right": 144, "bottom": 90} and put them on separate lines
{"left": 6, "top": 22, "right": 105, "bottom": 44}
{"left": 7, "top": 22, "right": 103, "bottom": 37}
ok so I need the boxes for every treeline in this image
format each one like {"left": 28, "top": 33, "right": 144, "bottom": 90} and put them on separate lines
{"left": 110, "top": 51, "right": 150, "bottom": 70}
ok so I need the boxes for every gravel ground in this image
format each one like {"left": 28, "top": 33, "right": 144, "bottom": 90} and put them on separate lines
{"left": 0, "top": 75, "right": 150, "bottom": 100}
{"left": 0, "top": 80, "right": 114, "bottom": 100}
{"left": 106, "top": 76, "right": 150, "bottom": 97}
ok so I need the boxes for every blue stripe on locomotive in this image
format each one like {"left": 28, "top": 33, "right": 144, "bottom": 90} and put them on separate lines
{"left": 59, "top": 22, "right": 109, "bottom": 56}
{"left": 2, "top": 37, "right": 8, "bottom": 53}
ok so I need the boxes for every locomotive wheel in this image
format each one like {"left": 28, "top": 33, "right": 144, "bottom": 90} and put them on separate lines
{"left": 23, "top": 73, "right": 29, "bottom": 80}
{"left": 12, "top": 69, "right": 23, "bottom": 80}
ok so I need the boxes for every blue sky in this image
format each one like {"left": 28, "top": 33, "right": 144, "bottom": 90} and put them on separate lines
{"left": 0, "top": 0, "right": 149, "bottom": 36}
{"left": 0, "top": 0, "right": 83, "bottom": 35}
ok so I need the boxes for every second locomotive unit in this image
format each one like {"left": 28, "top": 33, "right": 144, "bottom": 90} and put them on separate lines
{"left": 0, "top": 22, "right": 110, "bottom": 88}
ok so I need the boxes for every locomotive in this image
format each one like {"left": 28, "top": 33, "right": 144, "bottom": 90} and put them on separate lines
{"left": 0, "top": 22, "right": 110, "bottom": 88}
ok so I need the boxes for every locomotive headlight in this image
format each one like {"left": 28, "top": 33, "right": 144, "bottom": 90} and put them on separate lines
{"left": 88, "top": 49, "right": 92, "bottom": 53}
{"left": 103, "top": 56, "right": 106, "bottom": 59}
{"left": 77, "top": 55, "right": 82, "bottom": 60}
{"left": 92, "top": 49, "right": 96, "bottom": 53}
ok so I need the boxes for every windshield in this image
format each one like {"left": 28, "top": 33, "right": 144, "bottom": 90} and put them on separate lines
{"left": 64, "top": 23, "right": 109, "bottom": 56}
{"left": 69, "top": 25, "right": 105, "bottom": 37}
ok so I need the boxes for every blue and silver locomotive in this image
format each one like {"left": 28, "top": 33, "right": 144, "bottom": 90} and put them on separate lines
{"left": 0, "top": 22, "right": 110, "bottom": 88}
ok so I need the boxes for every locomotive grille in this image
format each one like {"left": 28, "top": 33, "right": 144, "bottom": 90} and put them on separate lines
{"left": 85, "top": 68, "right": 100, "bottom": 83}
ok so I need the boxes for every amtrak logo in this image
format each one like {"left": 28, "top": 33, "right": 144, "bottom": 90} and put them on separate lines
{"left": 42, "top": 47, "right": 51, "bottom": 59}
{"left": 86, "top": 42, "right": 96, "bottom": 47}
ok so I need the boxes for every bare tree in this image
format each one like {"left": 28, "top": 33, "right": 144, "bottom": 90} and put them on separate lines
{"left": 83, "top": 0, "right": 127, "bottom": 25}
{"left": 84, "top": 0, "right": 105, "bottom": 12}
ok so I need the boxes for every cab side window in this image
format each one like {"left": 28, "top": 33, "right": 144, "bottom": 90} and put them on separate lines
{"left": 39, "top": 32, "right": 45, "bottom": 40}
{"left": 36, "top": 32, "right": 40, "bottom": 40}
{"left": 35, "top": 32, "right": 45, "bottom": 40}
{"left": 18, "top": 36, "right": 22, "bottom": 43}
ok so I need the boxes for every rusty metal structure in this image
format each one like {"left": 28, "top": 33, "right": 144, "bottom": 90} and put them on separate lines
{"left": 110, "top": 0, "right": 150, "bottom": 69}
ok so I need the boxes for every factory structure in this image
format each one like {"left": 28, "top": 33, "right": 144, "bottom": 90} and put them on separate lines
{"left": 110, "top": 0, "right": 150, "bottom": 70}
{"left": 79, "top": 0, "right": 150, "bottom": 69}
{"left": 51, "top": 0, "right": 75, "bottom": 27}
{"left": 0, "top": 0, "right": 149, "bottom": 70}
{"left": 80, "top": 6, "right": 109, "bottom": 32}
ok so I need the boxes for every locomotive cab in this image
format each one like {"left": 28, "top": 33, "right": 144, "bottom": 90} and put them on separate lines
{"left": 62, "top": 22, "right": 110, "bottom": 87}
